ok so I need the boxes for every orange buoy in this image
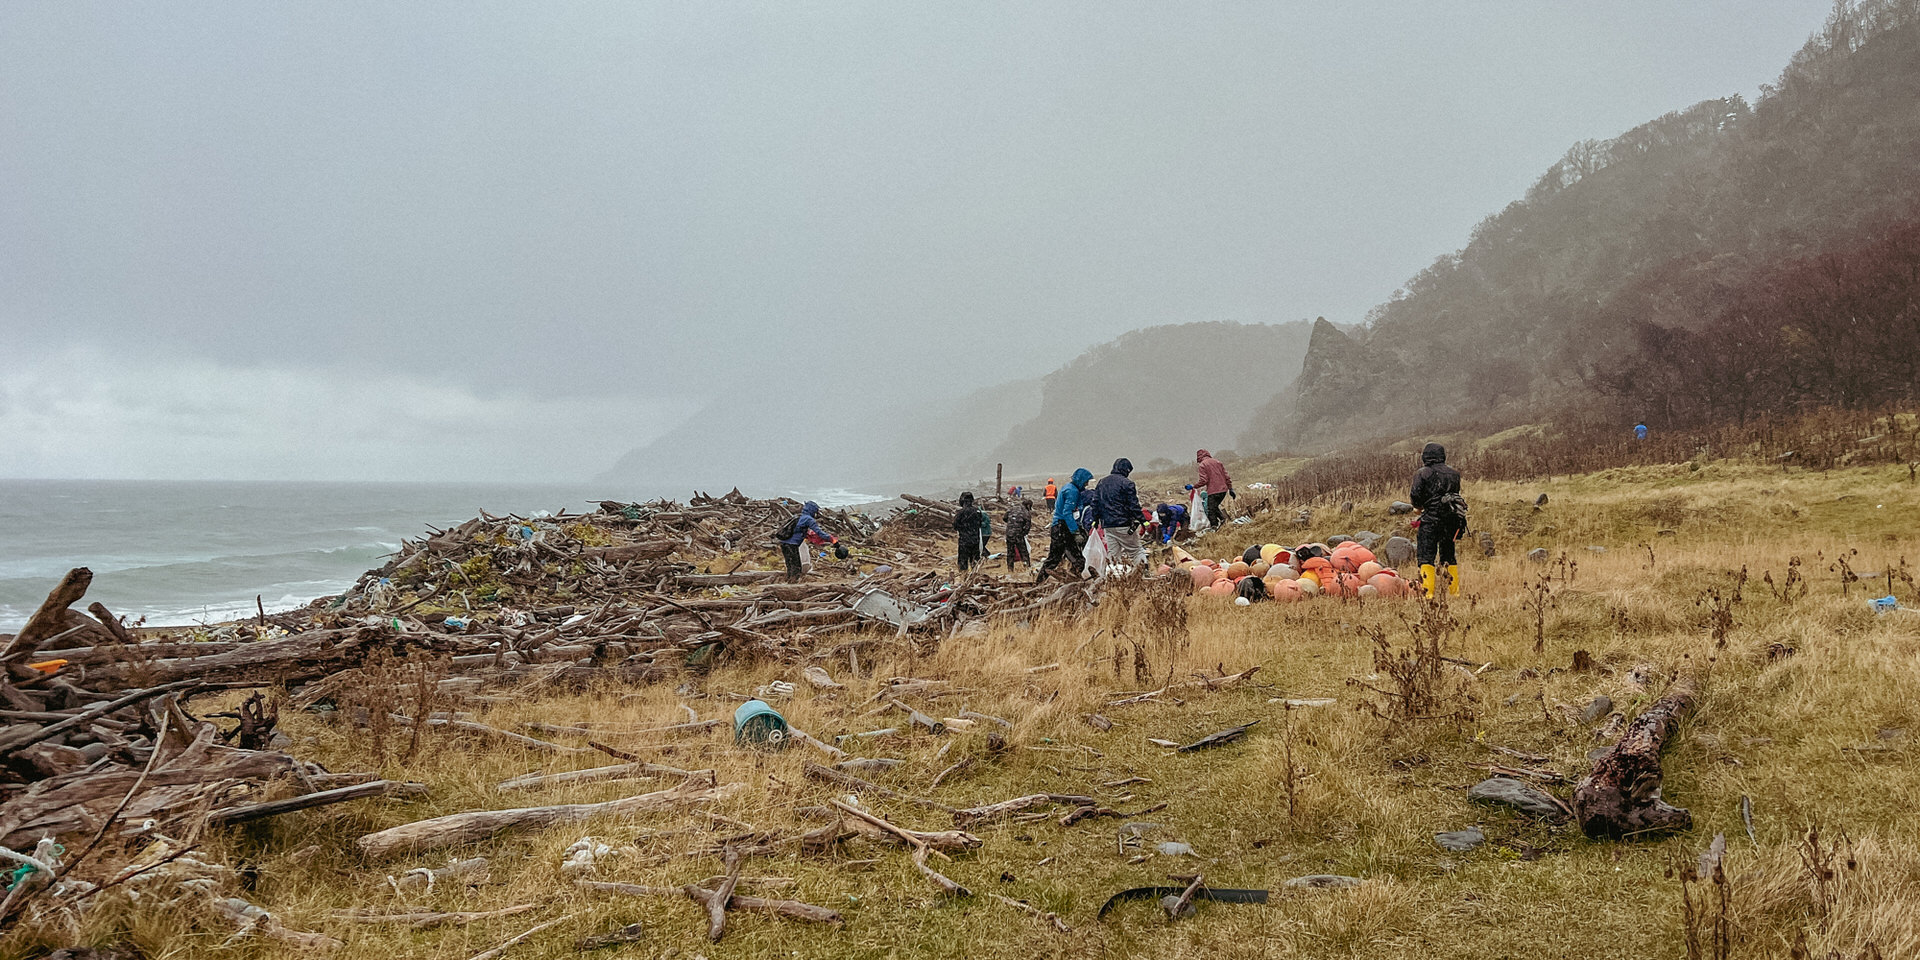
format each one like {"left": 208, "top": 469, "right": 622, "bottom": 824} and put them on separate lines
{"left": 1369, "top": 573, "right": 1406, "bottom": 597}
{"left": 1357, "top": 560, "right": 1384, "bottom": 580}
{"left": 1189, "top": 565, "right": 1215, "bottom": 591}
{"left": 1227, "top": 560, "right": 1250, "bottom": 579}
{"left": 1249, "top": 560, "right": 1271, "bottom": 579}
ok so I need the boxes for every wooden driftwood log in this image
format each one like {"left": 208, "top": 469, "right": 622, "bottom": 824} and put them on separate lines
{"left": 355, "top": 778, "right": 741, "bottom": 858}
{"left": 206, "top": 779, "right": 428, "bottom": 827}
{"left": 0, "top": 567, "right": 94, "bottom": 663}
{"left": 81, "top": 628, "right": 381, "bottom": 690}
{"left": 1572, "top": 671, "right": 1700, "bottom": 839}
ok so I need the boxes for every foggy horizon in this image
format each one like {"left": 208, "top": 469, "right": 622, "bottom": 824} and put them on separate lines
{"left": 2, "top": 1, "right": 1834, "bottom": 482}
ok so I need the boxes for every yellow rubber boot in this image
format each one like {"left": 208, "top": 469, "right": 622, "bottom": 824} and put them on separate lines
{"left": 1446, "top": 564, "right": 1462, "bottom": 596}
{"left": 1420, "top": 564, "right": 1437, "bottom": 599}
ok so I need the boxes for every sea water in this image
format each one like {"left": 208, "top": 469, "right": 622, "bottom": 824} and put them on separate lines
{"left": 0, "top": 480, "right": 887, "bottom": 631}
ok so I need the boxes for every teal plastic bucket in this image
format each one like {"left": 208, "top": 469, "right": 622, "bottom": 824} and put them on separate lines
{"left": 734, "top": 700, "right": 790, "bottom": 750}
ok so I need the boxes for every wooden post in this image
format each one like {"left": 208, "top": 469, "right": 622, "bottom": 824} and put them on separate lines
{"left": 996, "top": 463, "right": 1003, "bottom": 497}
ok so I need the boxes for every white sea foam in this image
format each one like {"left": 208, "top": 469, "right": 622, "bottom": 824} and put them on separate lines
{"left": 795, "top": 488, "right": 890, "bottom": 508}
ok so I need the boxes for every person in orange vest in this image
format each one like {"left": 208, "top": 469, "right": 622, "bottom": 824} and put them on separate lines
{"left": 1043, "top": 478, "right": 1058, "bottom": 510}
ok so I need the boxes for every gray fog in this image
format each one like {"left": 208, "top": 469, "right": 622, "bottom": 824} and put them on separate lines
{"left": 1, "top": 2, "right": 1831, "bottom": 481}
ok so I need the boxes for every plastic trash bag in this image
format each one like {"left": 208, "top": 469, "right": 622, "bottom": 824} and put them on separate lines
{"left": 1083, "top": 528, "right": 1110, "bottom": 578}
{"left": 1190, "top": 489, "right": 1210, "bottom": 533}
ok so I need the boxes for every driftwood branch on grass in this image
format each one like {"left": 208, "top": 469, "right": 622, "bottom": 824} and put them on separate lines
{"left": 803, "top": 762, "right": 954, "bottom": 813}
{"left": 356, "top": 778, "right": 741, "bottom": 858}
{"left": 578, "top": 879, "right": 843, "bottom": 927}
{"left": 828, "top": 799, "right": 976, "bottom": 896}
{"left": 496, "top": 760, "right": 712, "bottom": 793}
{"left": 206, "top": 779, "right": 427, "bottom": 827}
{"left": 951, "top": 793, "right": 1095, "bottom": 827}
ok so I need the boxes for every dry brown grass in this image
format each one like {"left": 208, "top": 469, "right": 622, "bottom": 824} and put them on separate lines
{"left": 5, "top": 463, "right": 1918, "bottom": 959}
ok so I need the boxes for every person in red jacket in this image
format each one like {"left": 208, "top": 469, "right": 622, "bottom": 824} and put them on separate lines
{"left": 1195, "top": 450, "right": 1235, "bottom": 529}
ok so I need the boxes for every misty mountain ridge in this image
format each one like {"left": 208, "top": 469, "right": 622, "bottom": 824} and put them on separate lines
{"left": 598, "top": 320, "right": 1313, "bottom": 496}
{"left": 1255, "top": 0, "right": 1920, "bottom": 452}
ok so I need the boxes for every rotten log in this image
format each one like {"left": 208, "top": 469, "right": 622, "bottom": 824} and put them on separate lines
{"left": 355, "top": 778, "right": 742, "bottom": 858}
{"left": 1572, "top": 671, "right": 1701, "bottom": 839}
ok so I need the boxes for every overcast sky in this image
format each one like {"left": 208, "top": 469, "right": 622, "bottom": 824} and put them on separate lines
{"left": 1, "top": 1, "right": 1833, "bottom": 481}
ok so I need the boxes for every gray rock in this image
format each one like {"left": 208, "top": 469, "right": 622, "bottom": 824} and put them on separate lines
{"left": 1354, "top": 530, "right": 1381, "bottom": 548}
{"left": 1389, "top": 501, "right": 1416, "bottom": 515}
{"left": 1587, "top": 746, "right": 1612, "bottom": 761}
{"left": 1327, "top": 534, "right": 1352, "bottom": 547}
{"left": 1527, "top": 548, "right": 1549, "bottom": 563}
{"left": 1341, "top": 501, "right": 1355, "bottom": 514}
{"left": 1384, "top": 536, "right": 1416, "bottom": 569}
{"left": 1434, "top": 828, "right": 1485, "bottom": 852}
{"left": 1534, "top": 493, "right": 1549, "bottom": 506}
{"left": 1285, "top": 874, "right": 1363, "bottom": 889}
{"left": 1478, "top": 531, "right": 1497, "bottom": 558}
{"left": 1582, "top": 696, "right": 1614, "bottom": 723}
{"left": 1159, "top": 894, "right": 1196, "bottom": 918}
{"left": 1468, "top": 777, "right": 1566, "bottom": 819}
{"left": 1156, "top": 841, "right": 1194, "bottom": 856}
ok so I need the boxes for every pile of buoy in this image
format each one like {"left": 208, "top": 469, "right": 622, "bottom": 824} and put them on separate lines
{"left": 1156, "top": 540, "right": 1415, "bottom": 603}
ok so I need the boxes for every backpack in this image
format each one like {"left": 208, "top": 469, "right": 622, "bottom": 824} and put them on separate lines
{"left": 979, "top": 511, "right": 993, "bottom": 543}
{"left": 1437, "top": 492, "right": 1470, "bottom": 527}
{"left": 1076, "top": 503, "right": 1098, "bottom": 533}
{"left": 772, "top": 514, "right": 801, "bottom": 543}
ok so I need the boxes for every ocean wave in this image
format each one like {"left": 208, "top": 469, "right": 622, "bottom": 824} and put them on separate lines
{"left": 0, "top": 544, "right": 392, "bottom": 631}
{"left": 794, "top": 488, "right": 891, "bottom": 508}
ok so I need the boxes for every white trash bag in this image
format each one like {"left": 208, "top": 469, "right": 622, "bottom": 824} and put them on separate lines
{"left": 1189, "top": 488, "right": 1211, "bottom": 533}
{"left": 1082, "top": 528, "right": 1109, "bottom": 579}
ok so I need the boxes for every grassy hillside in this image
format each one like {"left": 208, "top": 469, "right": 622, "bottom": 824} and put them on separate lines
{"left": 24, "top": 458, "right": 1918, "bottom": 960}
{"left": 1266, "top": 0, "right": 1920, "bottom": 452}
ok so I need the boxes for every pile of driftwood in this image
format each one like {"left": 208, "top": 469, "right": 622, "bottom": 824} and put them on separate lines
{"left": 0, "top": 568, "right": 431, "bottom": 944}
{"left": 0, "top": 489, "right": 1120, "bottom": 950}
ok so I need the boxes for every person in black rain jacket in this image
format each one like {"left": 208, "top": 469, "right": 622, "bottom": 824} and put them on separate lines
{"left": 953, "top": 491, "right": 985, "bottom": 572}
{"left": 1409, "top": 442, "right": 1464, "bottom": 597}
{"left": 1091, "top": 458, "right": 1148, "bottom": 570}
